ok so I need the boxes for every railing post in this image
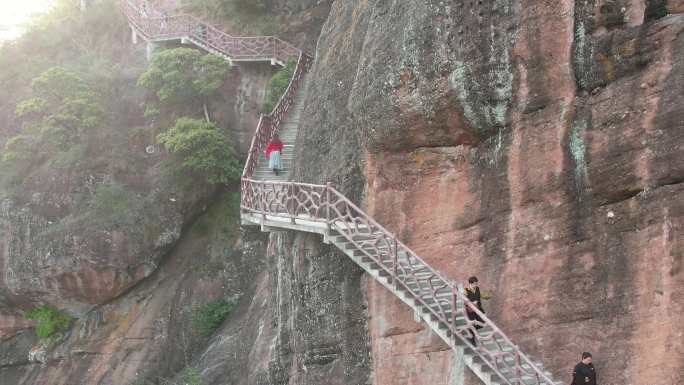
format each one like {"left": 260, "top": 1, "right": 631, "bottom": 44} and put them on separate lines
{"left": 392, "top": 234, "right": 398, "bottom": 287}
{"left": 451, "top": 286, "right": 458, "bottom": 331}
{"left": 325, "top": 182, "right": 331, "bottom": 230}
{"left": 273, "top": 37, "right": 278, "bottom": 62}
{"left": 260, "top": 181, "right": 266, "bottom": 223}
{"left": 515, "top": 352, "right": 522, "bottom": 385}
{"left": 290, "top": 182, "right": 296, "bottom": 224}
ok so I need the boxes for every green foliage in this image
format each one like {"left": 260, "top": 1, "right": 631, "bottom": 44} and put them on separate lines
{"left": 49, "top": 144, "right": 88, "bottom": 170}
{"left": 157, "top": 118, "right": 240, "bottom": 185}
{"left": 263, "top": 60, "right": 296, "bottom": 113}
{"left": 0, "top": 134, "right": 38, "bottom": 192}
{"left": 14, "top": 67, "right": 102, "bottom": 150}
{"left": 644, "top": 0, "right": 667, "bottom": 21}
{"left": 194, "top": 191, "right": 240, "bottom": 236}
{"left": 89, "top": 182, "right": 144, "bottom": 229}
{"left": 0, "top": 0, "right": 132, "bottom": 135}
{"left": 192, "top": 299, "right": 235, "bottom": 337}
{"left": 181, "top": 367, "right": 202, "bottom": 385}
{"left": 25, "top": 305, "right": 73, "bottom": 339}
{"left": 137, "top": 48, "right": 230, "bottom": 112}
{"left": 2, "top": 135, "right": 35, "bottom": 163}
{"left": 0, "top": 0, "right": 143, "bottom": 194}
{"left": 144, "top": 105, "right": 160, "bottom": 119}
{"left": 181, "top": 0, "right": 275, "bottom": 34}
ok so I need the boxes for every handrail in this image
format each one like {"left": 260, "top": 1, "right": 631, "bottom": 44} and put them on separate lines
{"left": 120, "top": 0, "right": 301, "bottom": 63}
{"left": 239, "top": 179, "right": 557, "bottom": 385}
{"left": 241, "top": 52, "right": 312, "bottom": 179}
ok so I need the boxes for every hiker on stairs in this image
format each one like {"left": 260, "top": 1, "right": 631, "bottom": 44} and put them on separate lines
{"left": 265, "top": 134, "right": 284, "bottom": 176}
{"left": 464, "top": 276, "right": 490, "bottom": 346}
{"left": 572, "top": 352, "right": 597, "bottom": 385}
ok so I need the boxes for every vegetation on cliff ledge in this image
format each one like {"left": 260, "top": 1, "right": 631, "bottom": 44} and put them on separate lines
{"left": 158, "top": 117, "right": 240, "bottom": 185}
{"left": 25, "top": 305, "right": 74, "bottom": 339}
{"left": 192, "top": 298, "right": 236, "bottom": 337}
{"left": 264, "top": 59, "right": 296, "bottom": 113}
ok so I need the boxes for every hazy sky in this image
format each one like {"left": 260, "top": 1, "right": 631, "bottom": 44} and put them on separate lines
{"left": 0, "top": 0, "right": 55, "bottom": 40}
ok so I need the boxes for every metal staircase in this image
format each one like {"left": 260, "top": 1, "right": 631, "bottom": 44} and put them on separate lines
{"left": 121, "top": 2, "right": 563, "bottom": 384}
{"left": 251, "top": 76, "right": 310, "bottom": 182}
{"left": 239, "top": 183, "right": 563, "bottom": 385}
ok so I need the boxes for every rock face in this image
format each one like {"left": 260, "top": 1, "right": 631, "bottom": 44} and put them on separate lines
{"left": 0, "top": 195, "right": 270, "bottom": 384}
{"left": 294, "top": 0, "right": 684, "bottom": 384}
{"left": 0, "top": 63, "right": 272, "bottom": 317}
{"left": 194, "top": 231, "right": 370, "bottom": 385}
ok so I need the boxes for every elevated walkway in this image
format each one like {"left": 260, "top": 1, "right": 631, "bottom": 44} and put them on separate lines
{"left": 121, "top": 0, "right": 299, "bottom": 65}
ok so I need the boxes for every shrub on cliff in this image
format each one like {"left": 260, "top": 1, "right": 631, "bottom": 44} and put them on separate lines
{"left": 89, "top": 182, "right": 145, "bottom": 229}
{"left": 263, "top": 60, "right": 296, "bottom": 113}
{"left": 191, "top": 298, "right": 236, "bottom": 337}
{"left": 137, "top": 48, "right": 231, "bottom": 122}
{"left": 181, "top": 367, "right": 202, "bottom": 385}
{"left": 15, "top": 67, "right": 103, "bottom": 150}
{"left": 0, "top": 66, "right": 103, "bottom": 191}
{"left": 3, "top": 66, "right": 101, "bottom": 161}
{"left": 181, "top": 0, "right": 276, "bottom": 35}
{"left": 25, "top": 305, "right": 74, "bottom": 339}
{"left": 158, "top": 118, "right": 240, "bottom": 185}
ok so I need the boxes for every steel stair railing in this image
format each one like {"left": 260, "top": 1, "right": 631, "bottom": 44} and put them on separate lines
{"left": 239, "top": 180, "right": 559, "bottom": 385}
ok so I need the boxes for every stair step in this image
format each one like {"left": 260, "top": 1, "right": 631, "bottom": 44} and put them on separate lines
{"left": 332, "top": 234, "right": 383, "bottom": 243}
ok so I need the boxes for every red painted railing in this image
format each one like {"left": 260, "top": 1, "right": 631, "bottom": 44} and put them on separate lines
{"left": 121, "top": 0, "right": 301, "bottom": 63}
{"left": 239, "top": 180, "right": 557, "bottom": 385}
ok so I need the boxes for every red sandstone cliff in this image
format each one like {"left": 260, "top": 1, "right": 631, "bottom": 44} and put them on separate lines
{"left": 294, "top": 0, "right": 684, "bottom": 384}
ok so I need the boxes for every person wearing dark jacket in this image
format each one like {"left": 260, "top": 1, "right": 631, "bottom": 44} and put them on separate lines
{"left": 464, "top": 276, "right": 490, "bottom": 347}
{"left": 572, "top": 352, "right": 597, "bottom": 385}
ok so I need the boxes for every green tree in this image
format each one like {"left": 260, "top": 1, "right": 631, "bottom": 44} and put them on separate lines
{"left": 14, "top": 67, "right": 102, "bottom": 150}
{"left": 1, "top": 67, "right": 102, "bottom": 188}
{"left": 158, "top": 118, "right": 240, "bottom": 185}
{"left": 137, "top": 48, "right": 231, "bottom": 122}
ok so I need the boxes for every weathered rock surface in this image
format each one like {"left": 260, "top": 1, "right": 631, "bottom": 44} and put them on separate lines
{"left": 194, "top": 231, "right": 370, "bottom": 385}
{"left": 0, "top": 196, "right": 269, "bottom": 384}
{"left": 0, "top": 62, "right": 271, "bottom": 317}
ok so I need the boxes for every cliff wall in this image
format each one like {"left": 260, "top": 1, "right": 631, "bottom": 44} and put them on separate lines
{"left": 294, "top": 0, "right": 684, "bottom": 384}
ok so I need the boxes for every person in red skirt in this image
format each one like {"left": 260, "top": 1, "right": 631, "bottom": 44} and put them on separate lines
{"left": 265, "top": 134, "right": 284, "bottom": 175}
